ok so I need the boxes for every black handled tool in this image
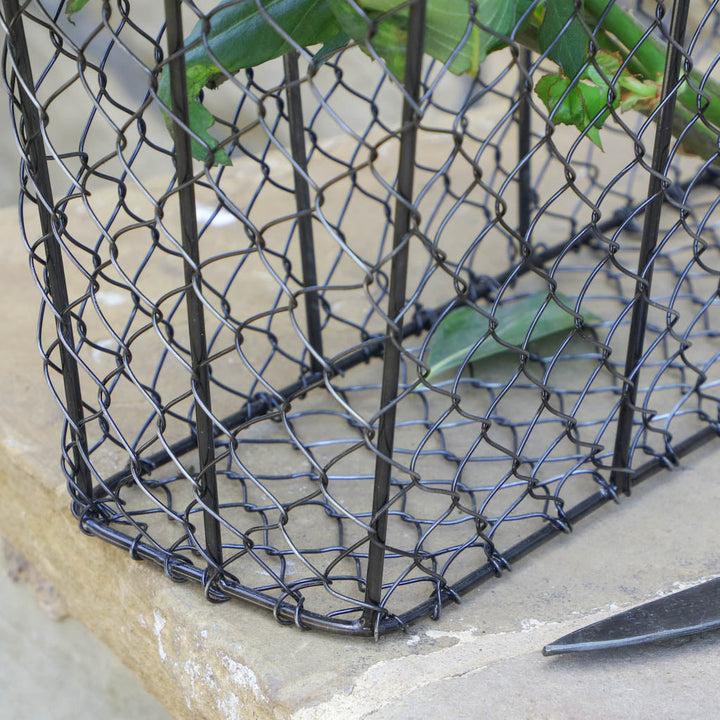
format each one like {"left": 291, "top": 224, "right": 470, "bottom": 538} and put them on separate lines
{"left": 543, "top": 577, "right": 720, "bottom": 655}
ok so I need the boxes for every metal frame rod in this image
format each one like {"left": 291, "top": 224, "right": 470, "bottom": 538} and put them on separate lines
{"left": 94, "top": 195, "right": 687, "bottom": 497}
{"left": 517, "top": 47, "right": 533, "bottom": 241}
{"left": 163, "top": 0, "right": 223, "bottom": 566}
{"left": 283, "top": 50, "right": 324, "bottom": 373}
{"left": 2, "top": 0, "right": 92, "bottom": 501}
{"left": 610, "top": 0, "right": 691, "bottom": 495}
{"left": 389, "top": 423, "right": 720, "bottom": 633}
{"left": 362, "top": 0, "right": 427, "bottom": 633}
{"left": 81, "top": 415, "right": 720, "bottom": 636}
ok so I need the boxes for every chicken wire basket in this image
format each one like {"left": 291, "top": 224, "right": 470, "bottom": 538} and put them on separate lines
{"left": 3, "top": 0, "right": 720, "bottom": 636}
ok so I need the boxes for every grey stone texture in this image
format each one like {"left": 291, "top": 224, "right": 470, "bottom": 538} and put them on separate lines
{"left": 1, "top": 167, "right": 720, "bottom": 717}
{"left": 2, "top": 2, "right": 720, "bottom": 716}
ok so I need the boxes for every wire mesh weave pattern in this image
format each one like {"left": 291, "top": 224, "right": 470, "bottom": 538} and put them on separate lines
{"left": 3, "top": 0, "right": 720, "bottom": 635}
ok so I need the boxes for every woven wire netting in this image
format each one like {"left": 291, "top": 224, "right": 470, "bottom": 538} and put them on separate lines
{"left": 3, "top": 0, "right": 720, "bottom": 634}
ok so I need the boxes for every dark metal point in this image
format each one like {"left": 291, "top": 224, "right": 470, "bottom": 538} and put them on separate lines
{"left": 543, "top": 577, "right": 720, "bottom": 655}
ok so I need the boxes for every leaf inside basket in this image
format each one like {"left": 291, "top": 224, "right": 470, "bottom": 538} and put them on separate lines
{"left": 425, "top": 291, "right": 601, "bottom": 379}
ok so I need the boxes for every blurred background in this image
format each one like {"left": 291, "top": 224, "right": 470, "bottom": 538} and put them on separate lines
{"left": 0, "top": 3, "right": 172, "bottom": 718}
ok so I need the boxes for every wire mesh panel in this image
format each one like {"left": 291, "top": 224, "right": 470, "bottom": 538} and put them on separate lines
{"left": 2, "top": 0, "right": 720, "bottom": 635}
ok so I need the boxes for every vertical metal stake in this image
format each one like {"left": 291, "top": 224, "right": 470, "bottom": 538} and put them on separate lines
{"left": 283, "top": 51, "right": 324, "bottom": 373}
{"left": 517, "top": 48, "right": 533, "bottom": 241}
{"left": 363, "top": 0, "right": 427, "bottom": 632}
{"left": 610, "top": 0, "right": 691, "bottom": 495}
{"left": 2, "top": 0, "right": 92, "bottom": 502}
{"left": 163, "top": 0, "right": 223, "bottom": 566}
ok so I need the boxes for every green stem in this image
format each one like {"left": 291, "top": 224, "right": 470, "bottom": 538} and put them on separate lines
{"left": 584, "top": 0, "right": 665, "bottom": 76}
{"left": 584, "top": 1, "right": 720, "bottom": 158}
{"left": 669, "top": 101, "right": 720, "bottom": 159}
{"left": 681, "top": 71, "right": 720, "bottom": 131}
{"left": 585, "top": 1, "right": 720, "bottom": 122}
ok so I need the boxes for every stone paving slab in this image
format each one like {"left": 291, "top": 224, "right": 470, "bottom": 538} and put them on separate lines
{"left": 286, "top": 454, "right": 720, "bottom": 719}
{"left": 2, "top": 4, "right": 720, "bottom": 715}
{"left": 3, "top": 58, "right": 720, "bottom": 712}
{"left": 2, "top": 184, "right": 720, "bottom": 717}
{"left": 0, "top": 541, "right": 172, "bottom": 720}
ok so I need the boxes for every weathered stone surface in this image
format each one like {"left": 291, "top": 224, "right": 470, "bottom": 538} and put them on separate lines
{"left": 1, "top": 539, "right": 69, "bottom": 620}
{"left": 2, "top": 25, "right": 720, "bottom": 712}
{"left": 2, "top": 173, "right": 720, "bottom": 717}
{"left": 0, "top": 536, "right": 172, "bottom": 720}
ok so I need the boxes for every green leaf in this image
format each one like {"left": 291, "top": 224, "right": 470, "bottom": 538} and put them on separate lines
{"left": 183, "top": 0, "right": 342, "bottom": 93}
{"left": 158, "top": 0, "right": 343, "bottom": 165}
{"left": 535, "top": 69, "right": 615, "bottom": 148}
{"left": 65, "top": 0, "right": 91, "bottom": 17}
{"left": 361, "top": 10, "right": 409, "bottom": 79}
{"left": 537, "top": 0, "right": 588, "bottom": 79}
{"left": 472, "top": 0, "right": 516, "bottom": 61}
{"left": 535, "top": 49, "right": 663, "bottom": 148}
{"left": 313, "top": 31, "right": 351, "bottom": 68}
{"left": 329, "top": 0, "right": 516, "bottom": 79}
{"left": 163, "top": 0, "right": 523, "bottom": 164}
{"left": 425, "top": 0, "right": 481, "bottom": 76}
{"left": 425, "top": 291, "right": 600, "bottom": 379}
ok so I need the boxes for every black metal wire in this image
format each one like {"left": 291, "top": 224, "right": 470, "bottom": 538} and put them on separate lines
{"left": 610, "top": 0, "right": 693, "bottom": 495}
{"left": 2, "top": 0, "right": 720, "bottom": 635}
{"left": 163, "top": 0, "right": 223, "bottom": 568}
{"left": 362, "top": 0, "right": 427, "bottom": 635}
{"left": 1, "top": 0, "right": 93, "bottom": 502}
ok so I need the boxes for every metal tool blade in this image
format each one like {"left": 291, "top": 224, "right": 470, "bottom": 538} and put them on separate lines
{"left": 543, "top": 576, "right": 720, "bottom": 655}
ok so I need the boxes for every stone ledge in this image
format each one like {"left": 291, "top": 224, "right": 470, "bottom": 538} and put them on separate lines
{"left": 3, "top": 295, "right": 720, "bottom": 720}
{"left": 2, "top": 141, "right": 720, "bottom": 717}
{"left": 1, "top": 538, "right": 69, "bottom": 620}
